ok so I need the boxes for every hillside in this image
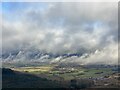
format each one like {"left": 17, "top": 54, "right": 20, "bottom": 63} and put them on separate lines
{"left": 2, "top": 68, "right": 63, "bottom": 88}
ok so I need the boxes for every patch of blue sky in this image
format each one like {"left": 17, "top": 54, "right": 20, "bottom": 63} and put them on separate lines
{"left": 93, "top": 21, "right": 104, "bottom": 28}
{"left": 0, "top": 2, "right": 2, "bottom": 13}
{"left": 2, "top": 2, "right": 50, "bottom": 21}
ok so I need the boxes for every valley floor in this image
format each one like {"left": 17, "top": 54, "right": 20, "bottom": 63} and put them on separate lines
{"left": 2, "top": 64, "right": 120, "bottom": 89}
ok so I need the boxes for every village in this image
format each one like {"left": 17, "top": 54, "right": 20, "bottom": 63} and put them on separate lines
{"left": 43, "top": 65, "right": 120, "bottom": 88}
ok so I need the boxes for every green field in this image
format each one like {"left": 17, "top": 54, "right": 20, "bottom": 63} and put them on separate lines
{"left": 12, "top": 66, "right": 53, "bottom": 72}
{"left": 11, "top": 65, "right": 113, "bottom": 80}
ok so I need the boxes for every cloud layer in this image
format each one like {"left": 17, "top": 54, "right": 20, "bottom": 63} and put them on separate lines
{"left": 2, "top": 2, "right": 118, "bottom": 65}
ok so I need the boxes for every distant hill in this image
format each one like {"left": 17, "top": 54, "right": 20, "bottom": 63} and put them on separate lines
{"left": 1, "top": 50, "right": 83, "bottom": 64}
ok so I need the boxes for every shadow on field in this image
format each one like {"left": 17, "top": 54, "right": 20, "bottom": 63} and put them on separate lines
{"left": 2, "top": 68, "right": 63, "bottom": 88}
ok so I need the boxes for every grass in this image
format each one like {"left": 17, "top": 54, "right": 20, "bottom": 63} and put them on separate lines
{"left": 11, "top": 66, "right": 53, "bottom": 73}
{"left": 49, "top": 68, "right": 113, "bottom": 80}
{"left": 2, "top": 68, "right": 63, "bottom": 88}
{"left": 10, "top": 65, "right": 113, "bottom": 80}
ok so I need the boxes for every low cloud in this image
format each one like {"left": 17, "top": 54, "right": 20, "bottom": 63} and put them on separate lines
{"left": 2, "top": 2, "right": 118, "bottom": 64}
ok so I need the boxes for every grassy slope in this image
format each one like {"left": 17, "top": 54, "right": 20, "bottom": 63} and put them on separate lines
{"left": 2, "top": 68, "right": 63, "bottom": 88}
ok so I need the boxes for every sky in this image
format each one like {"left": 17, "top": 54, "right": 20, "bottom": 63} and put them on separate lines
{"left": 2, "top": 2, "right": 118, "bottom": 65}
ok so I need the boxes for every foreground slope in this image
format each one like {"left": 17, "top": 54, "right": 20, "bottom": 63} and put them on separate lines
{"left": 2, "top": 68, "right": 63, "bottom": 88}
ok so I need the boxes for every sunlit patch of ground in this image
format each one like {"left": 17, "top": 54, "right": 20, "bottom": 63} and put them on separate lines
{"left": 11, "top": 65, "right": 114, "bottom": 81}
{"left": 11, "top": 66, "right": 53, "bottom": 73}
